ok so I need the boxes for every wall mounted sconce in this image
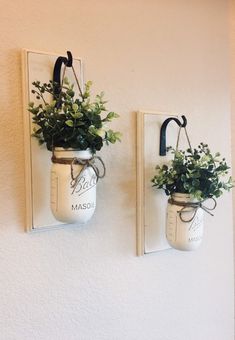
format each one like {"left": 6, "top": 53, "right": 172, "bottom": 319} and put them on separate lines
{"left": 22, "top": 49, "right": 121, "bottom": 231}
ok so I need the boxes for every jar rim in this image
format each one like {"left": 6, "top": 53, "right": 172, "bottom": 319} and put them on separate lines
{"left": 171, "top": 192, "right": 199, "bottom": 203}
{"left": 172, "top": 192, "right": 191, "bottom": 197}
{"left": 53, "top": 148, "right": 93, "bottom": 160}
{"left": 53, "top": 147, "right": 92, "bottom": 152}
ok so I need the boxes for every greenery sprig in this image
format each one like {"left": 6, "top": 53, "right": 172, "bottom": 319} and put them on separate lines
{"left": 151, "top": 143, "right": 233, "bottom": 200}
{"left": 28, "top": 78, "right": 121, "bottom": 152}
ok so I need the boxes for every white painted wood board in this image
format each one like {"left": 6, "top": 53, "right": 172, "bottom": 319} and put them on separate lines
{"left": 21, "top": 49, "right": 83, "bottom": 231}
{"left": 137, "top": 111, "right": 189, "bottom": 255}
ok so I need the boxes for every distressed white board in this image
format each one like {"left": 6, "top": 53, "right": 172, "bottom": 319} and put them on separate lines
{"left": 137, "top": 111, "right": 189, "bottom": 255}
{"left": 21, "top": 49, "right": 83, "bottom": 231}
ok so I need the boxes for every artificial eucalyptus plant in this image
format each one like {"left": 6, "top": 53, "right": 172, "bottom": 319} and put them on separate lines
{"left": 28, "top": 78, "right": 121, "bottom": 153}
{"left": 151, "top": 143, "right": 233, "bottom": 200}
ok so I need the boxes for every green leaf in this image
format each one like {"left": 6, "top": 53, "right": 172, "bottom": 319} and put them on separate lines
{"left": 106, "top": 130, "right": 122, "bottom": 143}
{"left": 72, "top": 104, "right": 79, "bottom": 112}
{"left": 67, "top": 89, "right": 75, "bottom": 97}
{"left": 104, "top": 111, "right": 119, "bottom": 121}
{"left": 65, "top": 120, "right": 74, "bottom": 127}
{"left": 51, "top": 100, "right": 56, "bottom": 108}
{"left": 63, "top": 77, "right": 69, "bottom": 85}
{"left": 71, "top": 111, "right": 83, "bottom": 119}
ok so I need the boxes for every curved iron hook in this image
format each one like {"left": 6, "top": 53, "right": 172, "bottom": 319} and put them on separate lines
{"left": 159, "top": 115, "right": 187, "bottom": 156}
{"left": 53, "top": 51, "right": 73, "bottom": 99}
{"left": 65, "top": 51, "right": 73, "bottom": 67}
{"left": 180, "top": 115, "right": 187, "bottom": 128}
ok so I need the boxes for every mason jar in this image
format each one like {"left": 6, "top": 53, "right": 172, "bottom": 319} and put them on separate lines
{"left": 50, "top": 148, "right": 96, "bottom": 224}
{"left": 166, "top": 193, "right": 204, "bottom": 251}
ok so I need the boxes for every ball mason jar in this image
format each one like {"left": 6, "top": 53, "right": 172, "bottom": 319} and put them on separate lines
{"left": 50, "top": 148, "right": 96, "bottom": 224}
{"left": 166, "top": 193, "right": 204, "bottom": 251}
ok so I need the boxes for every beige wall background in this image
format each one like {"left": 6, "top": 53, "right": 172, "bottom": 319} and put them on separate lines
{"left": 0, "top": 1, "right": 234, "bottom": 339}
{"left": 231, "top": 4, "right": 235, "bottom": 331}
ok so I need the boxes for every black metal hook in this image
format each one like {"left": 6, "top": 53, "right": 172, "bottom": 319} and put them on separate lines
{"left": 53, "top": 51, "right": 73, "bottom": 98}
{"left": 159, "top": 115, "right": 187, "bottom": 156}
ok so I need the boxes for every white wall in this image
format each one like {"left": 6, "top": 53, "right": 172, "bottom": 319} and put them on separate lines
{"left": 231, "top": 1, "right": 235, "bottom": 324}
{"left": 0, "top": 1, "right": 234, "bottom": 339}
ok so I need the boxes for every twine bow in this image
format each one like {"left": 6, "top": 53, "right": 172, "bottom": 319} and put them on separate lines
{"left": 168, "top": 197, "right": 217, "bottom": 223}
{"left": 51, "top": 154, "right": 106, "bottom": 193}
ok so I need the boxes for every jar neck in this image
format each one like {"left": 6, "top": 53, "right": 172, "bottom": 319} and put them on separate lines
{"left": 53, "top": 148, "right": 93, "bottom": 160}
{"left": 171, "top": 193, "right": 198, "bottom": 203}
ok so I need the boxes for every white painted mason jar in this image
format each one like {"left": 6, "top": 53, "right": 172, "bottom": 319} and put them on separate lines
{"left": 50, "top": 148, "right": 96, "bottom": 224}
{"left": 166, "top": 193, "right": 204, "bottom": 251}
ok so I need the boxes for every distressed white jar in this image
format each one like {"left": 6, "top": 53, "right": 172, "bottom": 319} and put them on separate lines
{"left": 166, "top": 193, "right": 204, "bottom": 251}
{"left": 50, "top": 148, "right": 96, "bottom": 224}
